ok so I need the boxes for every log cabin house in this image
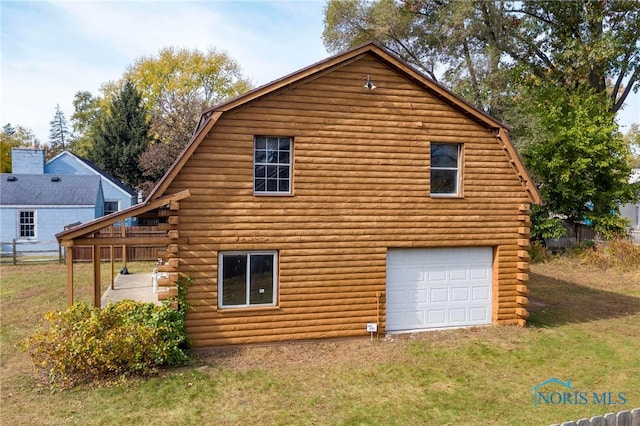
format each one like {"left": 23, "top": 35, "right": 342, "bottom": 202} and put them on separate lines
{"left": 57, "top": 42, "right": 541, "bottom": 347}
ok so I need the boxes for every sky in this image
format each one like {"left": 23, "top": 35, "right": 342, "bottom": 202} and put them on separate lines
{"left": 1, "top": 0, "right": 638, "bottom": 145}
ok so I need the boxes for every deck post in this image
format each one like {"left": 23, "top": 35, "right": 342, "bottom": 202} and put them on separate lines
{"left": 110, "top": 225, "right": 115, "bottom": 290}
{"left": 66, "top": 245, "right": 74, "bottom": 306}
{"left": 121, "top": 220, "right": 127, "bottom": 267}
{"left": 93, "top": 245, "right": 101, "bottom": 308}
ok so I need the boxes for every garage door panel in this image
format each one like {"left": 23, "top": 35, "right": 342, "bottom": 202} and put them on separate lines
{"left": 470, "top": 265, "right": 490, "bottom": 280}
{"left": 427, "top": 267, "right": 446, "bottom": 281}
{"left": 386, "top": 288, "right": 409, "bottom": 306}
{"left": 427, "top": 309, "right": 446, "bottom": 325}
{"left": 451, "top": 287, "right": 469, "bottom": 302}
{"left": 469, "top": 307, "right": 490, "bottom": 322}
{"left": 386, "top": 247, "right": 493, "bottom": 332}
{"left": 388, "top": 310, "right": 425, "bottom": 328}
{"left": 472, "top": 286, "right": 490, "bottom": 301}
{"left": 449, "top": 308, "right": 467, "bottom": 323}
{"left": 430, "top": 287, "right": 449, "bottom": 303}
{"left": 450, "top": 266, "right": 468, "bottom": 280}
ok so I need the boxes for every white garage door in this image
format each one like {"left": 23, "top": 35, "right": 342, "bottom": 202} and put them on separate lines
{"left": 386, "top": 247, "right": 493, "bottom": 332}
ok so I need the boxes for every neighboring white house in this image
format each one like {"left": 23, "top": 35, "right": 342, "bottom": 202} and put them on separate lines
{"left": 0, "top": 148, "right": 137, "bottom": 255}
{"left": 0, "top": 173, "right": 104, "bottom": 254}
{"left": 620, "top": 168, "right": 640, "bottom": 243}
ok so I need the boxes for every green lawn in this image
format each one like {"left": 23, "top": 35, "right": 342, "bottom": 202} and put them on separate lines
{"left": 1, "top": 258, "right": 639, "bottom": 425}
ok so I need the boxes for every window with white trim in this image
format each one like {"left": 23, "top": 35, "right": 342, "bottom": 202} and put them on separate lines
{"left": 430, "top": 143, "right": 461, "bottom": 196}
{"left": 104, "top": 201, "right": 119, "bottom": 216}
{"left": 18, "top": 210, "right": 36, "bottom": 239}
{"left": 219, "top": 251, "right": 277, "bottom": 308}
{"left": 254, "top": 136, "right": 292, "bottom": 194}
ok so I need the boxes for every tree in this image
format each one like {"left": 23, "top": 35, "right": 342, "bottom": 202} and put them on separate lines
{"left": 90, "top": 80, "right": 152, "bottom": 189}
{"left": 521, "top": 86, "right": 637, "bottom": 238}
{"left": 1, "top": 123, "right": 41, "bottom": 172}
{"left": 69, "top": 91, "right": 103, "bottom": 158}
{"left": 118, "top": 47, "right": 251, "bottom": 148}
{"left": 624, "top": 124, "right": 640, "bottom": 168}
{"left": 75, "top": 47, "right": 252, "bottom": 190}
{"left": 324, "top": 0, "right": 533, "bottom": 117}
{"left": 510, "top": 1, "right": 640, "bottom": 114}
{"left": 323, "top": 0, "right": 640, "bottom": 117}
{"left": 324, "top": 0, "right": 640, "bottom": 238}
{"left": 48, "top": 104, "right": 72, "bottom": 159}
{"left": 102, "top": 47, "right": 251, "bottom": 172}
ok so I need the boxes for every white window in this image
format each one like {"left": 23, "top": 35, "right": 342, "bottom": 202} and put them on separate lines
{"left": 254, "top": 136, "right": 292, "bottom": 194}
{"left": 219, "top": 251, "right": 278, "bottom": 308}
{"left": 104, "top": 201, "right": 119, "bottom": 216}
{"left": 18, "top": 210, "right": 36, "bottom": 239}
{"left": 431, "top": 143, "right": 462, "bottom": 196}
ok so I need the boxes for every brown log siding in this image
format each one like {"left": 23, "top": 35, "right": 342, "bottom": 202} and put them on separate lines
{"left": 165, "top": 55, "right": 531, "bottom": 346}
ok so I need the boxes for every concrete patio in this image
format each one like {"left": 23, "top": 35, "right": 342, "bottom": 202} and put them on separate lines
{"left": 101, "top": 270, "right": 162, "bottom": 306}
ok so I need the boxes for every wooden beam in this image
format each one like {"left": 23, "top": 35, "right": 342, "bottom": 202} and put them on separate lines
{"left": 121, "top": 220, "right": 126, "bottom": 267}
{"left": 110, "top": 226, "right": 114, "bottom": 290}
{"left": 93, "top": 245, "right": 101, "bottom": 308}
{"left": 56, "top": 189, "right": 190, "bottom": 241}
{"left": 71, "top": 237, "right": 181, "bottom": 246}
{"left": 66, "top": 246, "right": 74, "bottom": 307}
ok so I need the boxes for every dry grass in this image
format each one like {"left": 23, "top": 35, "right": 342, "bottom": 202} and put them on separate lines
{"left": 580, "top": 239, "right": 640, "bottom": 273}
{"left": 1, "top": 257, "right": 639, "bottom": 425}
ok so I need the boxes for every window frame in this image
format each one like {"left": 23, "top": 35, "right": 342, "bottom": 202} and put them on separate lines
{"left": 218, "top": 251, "right": 278, "bottom": 309}
{"left": 430, "top": 142, "right": 463, "bottom": 197}
{"left": 253, "top": 136, "right": 293, "bottom": 195}
{"left": 104, "top": 200, "right": 120, "bottom": 216}
{"left": 17, "top": 210, "right": 36, "bottom": 240}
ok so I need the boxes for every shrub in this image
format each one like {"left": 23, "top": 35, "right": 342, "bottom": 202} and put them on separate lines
{"left": 581, "top": 239, "right": 640, "bottom": 271}
{"left": 23, "top": 278, "right": 191, "bottom": 387}
{"left": 529, "top": 240, "right": 553, "bottom": 264}
{"left": 565, "top": 240, "right": 595, "bottom": 257}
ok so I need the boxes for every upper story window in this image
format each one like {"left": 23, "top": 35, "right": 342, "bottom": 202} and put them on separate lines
{"left": 430, "top": 143, "right": 462, "bottom": 196}
{"left": 254, "top": 136, "right": 292, "bottom": 194}
{"left": 104, "top": 201, "right": 119, "bottom": 216}
{"left": 18, "top": 210, "right": 36, "bottom": 239}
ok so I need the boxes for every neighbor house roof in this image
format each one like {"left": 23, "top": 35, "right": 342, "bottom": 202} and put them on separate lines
{"left": 46, "top": 151, "right": 137, "bottom": 197}
{"left": 0, "top": 174, "right": 101, "bottom": 206}
{"left": 147, "top": 42, "right": 541, "bottom": 204}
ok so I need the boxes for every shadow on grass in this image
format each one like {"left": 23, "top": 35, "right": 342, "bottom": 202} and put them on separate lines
{"left": 527, "top": 271, "right": 640, "bottom": 327}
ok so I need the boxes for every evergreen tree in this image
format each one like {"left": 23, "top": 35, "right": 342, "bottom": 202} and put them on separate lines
{"left": 48, "top": 104, "right": 71, "bottom": 159}
{"left": 90, "top": 80, "right": 151, "bottom": 189}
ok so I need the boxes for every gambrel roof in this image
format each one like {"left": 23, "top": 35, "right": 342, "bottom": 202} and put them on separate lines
{"left": 148, "top": 42, "right": 541, "bottom": 204}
